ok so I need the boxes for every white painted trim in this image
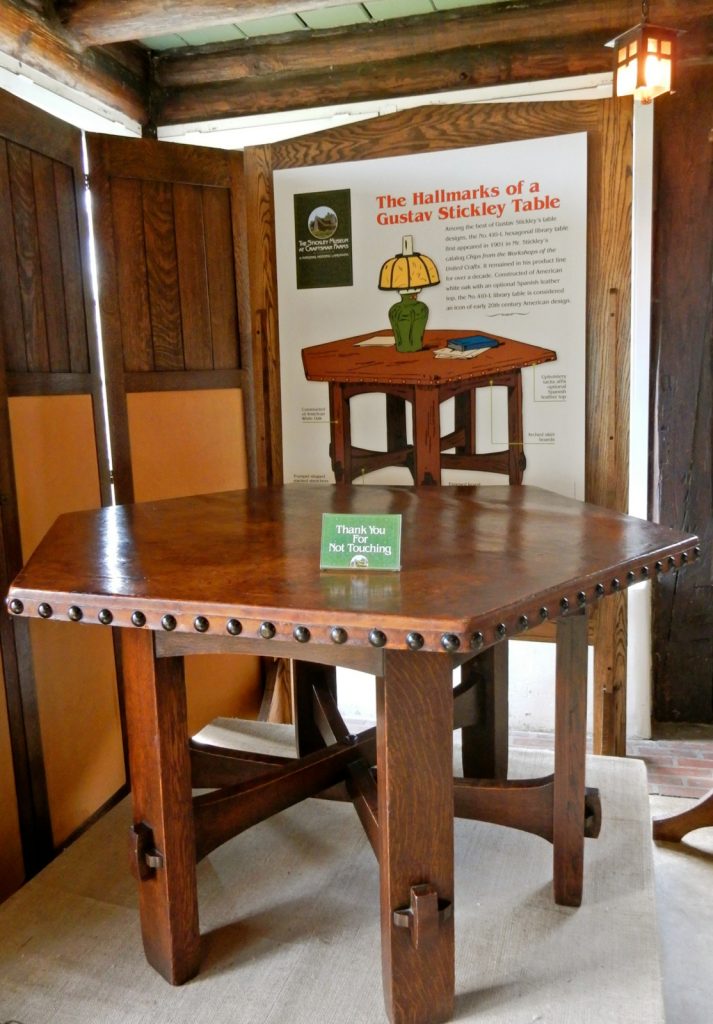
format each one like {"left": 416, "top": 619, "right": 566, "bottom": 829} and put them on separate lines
{"left": 627, "top": 100, "right": 655, "bottom": 739}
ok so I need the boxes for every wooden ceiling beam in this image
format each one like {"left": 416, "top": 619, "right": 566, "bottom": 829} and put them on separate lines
{"left": 154, "top": 0, "right": 713, "bottom": 88}
{"left": 155, "top": 35, "right": 616, "bottom": 125}
{"left": 58, "top": 0, "right": 352, "bottom": 48}
{"left": 0, "top": 1, "right": 150, "bottom": 124}
{"left": 153, "top": 11, "right": 712, "bottom": 125}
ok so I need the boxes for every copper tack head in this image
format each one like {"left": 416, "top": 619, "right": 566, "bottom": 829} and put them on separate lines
{"left": 161, "top": 614, "right": 177, "bottom": 631}
{"left": 38, "top": 602, "right": 53, "bottom": 618}
{"left": 68, "top": 606, "right": 83, "bottom": 621}
{"left": 406, "top": 631, "right": 424, "bottom": 650}
{"left": 470, "top": 631, "right": 484, "bottom": 650}
{"left": 293, "top": 625, "right": 310, "bottom": 643}
{"left": 369, "top": 628, "right": 387, "bottom": 648}
{"left": 98, "top": 609, "right": 113, "bottom": 625}
{"left": 259, "top": 621, "right": 276, "bottom": 639}
{"left": 131, "top": 610, "right": 146, "bottom": 627}
{"left": 330, "top": 626, "right": 348, "bottom": 644}
{"left": 8, "top": 599, "right": 23, "bottom": 615}
{"left": 226, "top": 618, "right": 242, "bottom": 636}
{"left": 194, "top": 616, "right": 209, "bottom": 633}
{"left": 440, "top": 633, "right": 460, "bottom": 652}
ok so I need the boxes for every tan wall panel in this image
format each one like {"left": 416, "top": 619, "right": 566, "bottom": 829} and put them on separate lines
{"left": 9, "top": 395, "right": 125, "bottom": 846}
{"left": 127, "top": 389, "right": 262, "bottom": 732}
{"left": 0, "top": 657, "right": 25, "bottom": 901}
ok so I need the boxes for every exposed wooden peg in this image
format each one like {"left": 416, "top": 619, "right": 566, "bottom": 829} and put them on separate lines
{"left": 129, "top": 822, "right": 164, "bottom": 881}
{"left": 392, "top": 883, "right": 452, "bottom": 951}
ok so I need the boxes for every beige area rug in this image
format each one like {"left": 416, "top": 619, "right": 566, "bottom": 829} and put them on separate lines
{"left": 0, "top": 721, "right": 664, "bottom": 1024}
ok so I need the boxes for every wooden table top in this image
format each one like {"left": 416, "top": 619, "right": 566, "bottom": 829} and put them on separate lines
{"left": 301, "top": 329, "right": 557, "bottom": 386}
{"left": 7, "top": 485, "right": 698, "bottom": 655}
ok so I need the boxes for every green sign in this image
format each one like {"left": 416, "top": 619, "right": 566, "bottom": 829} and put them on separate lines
{"left": 294, "top": 189, "right": 353, "bottom": 289}
{"left": 320, "top": 513, "right": 402, "bottom": 571}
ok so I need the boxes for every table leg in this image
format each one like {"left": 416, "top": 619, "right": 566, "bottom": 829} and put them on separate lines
{"left": 386, "top": 394, "right": 409, "bottom": 456}
{"left": 453, "top": 390, "right": 476, "bottom": 455}
{"left": 459, "top": 645, "right": 509, "bottom": 780}
{"left": 121, "top": 629, "right": 200, "bottom": 984}
{"left": 413, "top": 387, "right": 441, "bottom": 485}
{"left": 553, "top": 611, "right": 589, "bottom": 907}
{"left": 653, "top": 788, "right": 713, "bottom": 841}
{"left": 507, "top": 371, "right": 526, "bottom": 484}
{"left": 377, "top": 650, "right": 454, "bottom": 1024}
{"left": 329, "top": 382, "right": 351, "bottom": 483}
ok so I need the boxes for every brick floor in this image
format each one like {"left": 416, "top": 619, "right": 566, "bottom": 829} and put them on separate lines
{"left": 511, "top": 726, "right": 713, "bottom": 799}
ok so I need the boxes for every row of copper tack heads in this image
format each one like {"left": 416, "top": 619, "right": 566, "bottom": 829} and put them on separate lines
{"left": 5, "top": 548, "right": 700, "bottom": 654}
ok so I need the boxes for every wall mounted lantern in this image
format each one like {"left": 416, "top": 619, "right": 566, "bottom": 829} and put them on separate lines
{"left": 606, "top": 0, "right": 681, "bottom": 103}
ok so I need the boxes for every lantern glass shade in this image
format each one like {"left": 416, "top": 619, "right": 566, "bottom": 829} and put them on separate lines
{"left": 609, "top": 22, "right": 678, "bottom": 103}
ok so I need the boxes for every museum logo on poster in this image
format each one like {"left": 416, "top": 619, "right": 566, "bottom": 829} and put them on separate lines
{"left": 294, "top": 189, "right": 353, "bottom": 289}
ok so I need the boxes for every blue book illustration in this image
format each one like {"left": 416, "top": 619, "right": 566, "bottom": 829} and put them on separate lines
{"left": 446, "top": 334, "right": 501, "bottom": 352}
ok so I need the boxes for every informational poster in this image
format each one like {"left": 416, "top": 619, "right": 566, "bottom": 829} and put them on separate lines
{"left": 274, "top": 133, "right": 587, "bottom": 499}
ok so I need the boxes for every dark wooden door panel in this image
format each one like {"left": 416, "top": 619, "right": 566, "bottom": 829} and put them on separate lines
{"left": 0, "top": 89, "right": 116, "bottom": 889}
{"left": 86, "top": 132, "right": 256, "bottom": 502}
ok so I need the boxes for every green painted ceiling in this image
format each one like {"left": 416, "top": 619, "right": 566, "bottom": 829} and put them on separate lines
{"left": 141, "top": 0, "right": 497, "bottom": 50}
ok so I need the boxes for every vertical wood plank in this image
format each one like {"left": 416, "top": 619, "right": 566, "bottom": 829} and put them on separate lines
{"left": 174, "top": 182, "right": 212, "bottom": 370}
{"left": 413, "top": 386, "right": 440, "bottom": 484}
{"left": 460, "top": 644, "right": 509, "bottom": 779}
{"left": 0, "top": 346, "right": 53, "bottom": 874}
{"left": 143, "top": 180, "right": 183, "bottom": 372}
{"left": 243, "top": 143, "right": 280, "bottom": 485}
{"left": 586, "top": 99, "right": 632, "bottom": 755}
{"left": 203, "top": 186, "right": 239, "bottom": 370}
{"left": 7, "top": 142, "right": 49, "bottom": 373}
{"left": 377, "top": 649, "right": 454, "bottom": 1024}
{"left": 110, "top": 177, "right": 153, "bottom": 374}
{"left": 53, "top": 161, "right": 90, "bottom": 375}
{"left": 85, "top": 133, "right": 134, "bottom": 504}
{"left": 553, "top": 610, "right": 589, "bottom": 907}
{"left": 229, "top": 152, "right": 259, "bottom": 484}
{"left": 0, "top": 139, "right": 26, "bottom": 373}
{"left": 651, "top": 65, "right": 713, "bottom": 723}
{"left": 121, "top": 629, "right": 200, "bottom": 984}
{"left": 31, "top": 151, "right": 69, "bottom": 373}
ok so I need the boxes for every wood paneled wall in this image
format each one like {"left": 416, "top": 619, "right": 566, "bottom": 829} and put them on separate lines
{"left": 651, "top": 64, "right": 713, "bottom": 722}
{"left": 0, "top": 89, "right": 117, "bottom": 881}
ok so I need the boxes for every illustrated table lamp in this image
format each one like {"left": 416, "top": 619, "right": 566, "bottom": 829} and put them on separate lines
{"left": 378, "top": 235, "right": 440, "bottom": 352}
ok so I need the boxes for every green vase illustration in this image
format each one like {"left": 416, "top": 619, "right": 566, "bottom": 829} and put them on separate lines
{"left": 388, "top": 292, "right": 429, "bottom": 353}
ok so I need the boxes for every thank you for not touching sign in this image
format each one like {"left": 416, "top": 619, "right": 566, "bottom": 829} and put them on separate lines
{"left": 320, "top": 514, "right": 402, "bottom": 571}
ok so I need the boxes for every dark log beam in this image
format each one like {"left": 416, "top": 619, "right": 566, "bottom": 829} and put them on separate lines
{"left": 154, "top": 26, "right": 712, "bottom": 125}
{"left": 0, "top": 1, "right": 150, "bottom": 125}
{"left": 154, "top": 0, "right": 713, "bottom": 88}
{"left": 58, "top": 0, "right": 351, "bottom": 48}
{"left": 1, "top": 1, "right": 711, "bottom": 128}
